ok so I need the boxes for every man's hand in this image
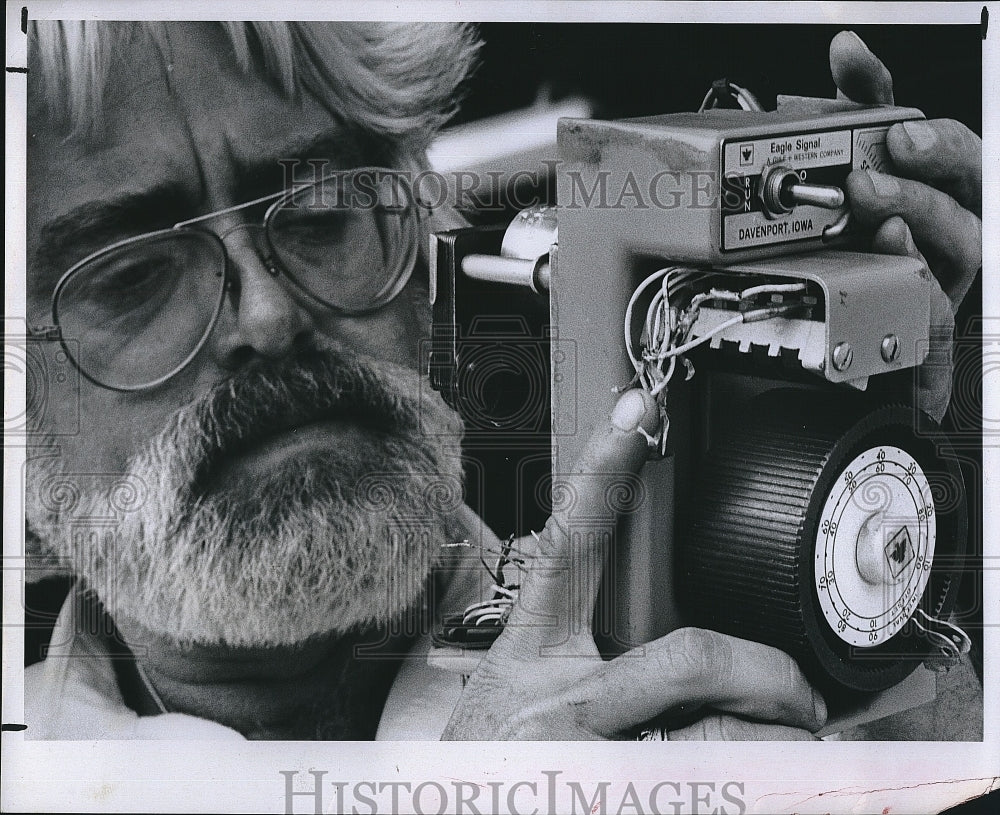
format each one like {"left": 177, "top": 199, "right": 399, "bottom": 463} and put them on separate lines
{"left": 831, "top": 30, "right": 982, "bottom": 420}
{"left": 442, "top": 390, "right": 827, "bottom": 740}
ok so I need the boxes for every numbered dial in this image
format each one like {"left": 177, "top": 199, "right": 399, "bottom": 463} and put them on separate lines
{"left": 815, "top": 445, "right": 936, "bottom": 648}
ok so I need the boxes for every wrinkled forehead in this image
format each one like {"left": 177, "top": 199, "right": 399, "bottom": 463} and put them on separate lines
{"left": 26, "top": 23, "right": 364, "bottom": 303}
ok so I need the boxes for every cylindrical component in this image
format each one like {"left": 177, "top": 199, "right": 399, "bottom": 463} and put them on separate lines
{"left": 462, "top": 254, "right": 533, "bottom": 287}
{"left": 461, "top": 254, "right": 550, "bottom": 293}
{"left": 535, "top": 262, "right": 551, "bottom": 291}
{"left": 786, "top": 182, "right": 846, "bottom": 209}
{"left": 855, "top": 512, "right": 897, "bottom": 586}
{"left": 501, "top": 204, "right": 558, "bottom": 261}
{"left": 677, "top": 391, "right": 967, "bottom": 696}
{"left": 761, "top": 166, "right": 846, "bottom": 216}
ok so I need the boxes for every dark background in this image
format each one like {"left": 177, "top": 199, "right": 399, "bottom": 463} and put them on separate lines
{"left": 456, "top": 24, "right": 982, "bottom": 130}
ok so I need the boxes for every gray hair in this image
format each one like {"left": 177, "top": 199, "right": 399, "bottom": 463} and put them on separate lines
{"left": 28, "top": 20, "right": 481, "bottom": 151}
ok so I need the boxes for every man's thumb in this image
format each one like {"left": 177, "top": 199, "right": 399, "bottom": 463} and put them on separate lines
{"left": 574, "top": 388, "right": 660, "bottom": 481}
{"left": 514, "top": 388, "right": 661, "bottom": 640}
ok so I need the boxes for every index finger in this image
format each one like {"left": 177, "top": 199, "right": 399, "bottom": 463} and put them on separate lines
{"left": 511, "top": 389, "right": 660, "bottom": 645}
{"left": 830, "top": 31, "right": 894, "bottom": 104}
{"left": 569, "top": 628, "right": 827, "bottom": 738}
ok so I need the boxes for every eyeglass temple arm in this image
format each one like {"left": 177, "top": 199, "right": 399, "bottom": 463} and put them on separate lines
{"left": 172, "top": 188, "right": 291, "bottom": 230}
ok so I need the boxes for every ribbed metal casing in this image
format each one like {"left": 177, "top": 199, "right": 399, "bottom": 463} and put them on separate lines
{"left": 677, "top": 390, "right": 966, "bottom": 696}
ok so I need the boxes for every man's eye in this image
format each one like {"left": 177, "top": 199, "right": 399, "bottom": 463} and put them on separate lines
{"left": 273, "top": 207, "right": 350, "bottom": 246}
{"left": 63, "top": 251, "right": 182, "bottom": 324}
{"left": 92, "top": 255, "right": 176, "bottom": 301}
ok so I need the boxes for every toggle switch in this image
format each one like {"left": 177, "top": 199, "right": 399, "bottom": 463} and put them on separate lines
{"left": 762, "top": 166, "right": 846, "bottom": 216}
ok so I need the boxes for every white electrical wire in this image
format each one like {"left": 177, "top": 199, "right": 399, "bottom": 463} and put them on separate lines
{"left": 697, "top": 87, "right": 715, "bottom": 113}
{"left": 697, "top": 82, "right": 764, "bottom": 114}
{"left": 624, "top": 270, "right": 808, "bottom": 450}
{"left": 624, "top": 266, "right": 678, "bottom": 375}
{"left": 443, "top": 536, "right": 528, "bottom": 633}
{"left": 729, "top": 82, "right": 765, "bottom": 112}
{"left": 462, "top": 585, "right": 519, "bottom": 626}
{"left": 655, "top": 314, "right": 743, "bottom": 367}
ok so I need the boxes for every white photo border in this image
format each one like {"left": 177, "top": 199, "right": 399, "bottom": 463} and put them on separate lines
{"left": 3, "top": 2, "right": 997, "bottom": 813}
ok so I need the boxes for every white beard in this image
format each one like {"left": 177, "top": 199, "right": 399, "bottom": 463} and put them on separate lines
{"left": 26, "top": 347, "right": 465, "bottom": 647}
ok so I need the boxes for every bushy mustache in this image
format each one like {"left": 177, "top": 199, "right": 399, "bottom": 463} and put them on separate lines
{"left": 170, "top": 346, "right": 442, "bottom": 499}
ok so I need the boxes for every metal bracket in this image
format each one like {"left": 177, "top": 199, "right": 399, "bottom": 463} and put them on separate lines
{"left": 719, "top": 250, "right": 933, "bottom": 383}
{"left": 911, "top": 609, "right": 972, "bottom": 672}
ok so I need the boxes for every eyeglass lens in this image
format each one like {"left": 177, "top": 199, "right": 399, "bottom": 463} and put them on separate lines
{"left": 53, "top": 170, "right": 419, "bottom": 390}
{"left": 267, "top": 171, "right": 418, "bottom": 313}
{"left": 55, "top": 231, "right": 227, "bottom": 390}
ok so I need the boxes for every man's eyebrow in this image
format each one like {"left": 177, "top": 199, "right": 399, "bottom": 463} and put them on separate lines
{"left": 235, "top": 130, "right": 364, "bottom": 198}
{"left": 31, "top": 184, "right": 193, "bottom": 295}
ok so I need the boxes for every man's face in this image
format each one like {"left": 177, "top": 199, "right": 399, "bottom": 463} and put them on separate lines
{"left": 28, "top": 24, "right": 426, "bottom": 472}
{"left": 26, "top": 23, "right": 464, "bottom": 646}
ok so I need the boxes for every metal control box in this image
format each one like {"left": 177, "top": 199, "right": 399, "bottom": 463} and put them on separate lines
{"left": 556, "top": 101, "right": 923, "bottom": 264}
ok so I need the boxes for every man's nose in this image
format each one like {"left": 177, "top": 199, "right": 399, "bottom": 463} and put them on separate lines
{"left": 209, "top": 224, "right": 317, "bottom": 367}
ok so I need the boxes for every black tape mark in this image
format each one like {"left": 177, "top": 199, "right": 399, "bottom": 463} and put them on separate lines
{"left": 22, "top": 7, "right": 27, "bottom": 34}
{"left": 6, "top": 67, "right": 29, "bottom": 73}
{"left": 1, "top": 723, "right": 28, "bottom": 731}
{"left": 983, "top": 6, "right": 989, "bottom": 39}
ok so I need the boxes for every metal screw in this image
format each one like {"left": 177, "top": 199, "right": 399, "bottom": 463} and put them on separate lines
{"left": 832, "top": 341, "right": 854, "bottom": 371}
{"left": 881, "top": 334, "right": 900, "bottom": 363}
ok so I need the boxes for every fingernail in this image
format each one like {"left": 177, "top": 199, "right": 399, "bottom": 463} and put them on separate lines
{"left": 611, "top": 389, "right": 648, "bottom": 432}
{"left": 902, "top": 225, "right": 917, "bottom": 255}
{"left": 901, "top": 119, "right": 937, "bottom": 151}
{"left": 868, "top": 170, "right": 900, "bottom": 198}
{"left": 812, "top": 688, "right": 828, "bottom": 726}
{"left": 846, "top": 30, "right": 874, "bottom": 55}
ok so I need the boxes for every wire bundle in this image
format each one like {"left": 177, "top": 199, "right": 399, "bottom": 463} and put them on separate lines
{"left": 437, "top": 534, "right": 533, "bottom": 646}
{"left": 697, "top": 80, "right": 764, "bottom": 113}
{"left": 623, "top": 268, "right": 808, "bottom": 454}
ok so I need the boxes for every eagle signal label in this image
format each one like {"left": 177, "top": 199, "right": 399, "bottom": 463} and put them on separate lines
{"left": 720, "top": 127, "right": 890, "bottom": 251}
